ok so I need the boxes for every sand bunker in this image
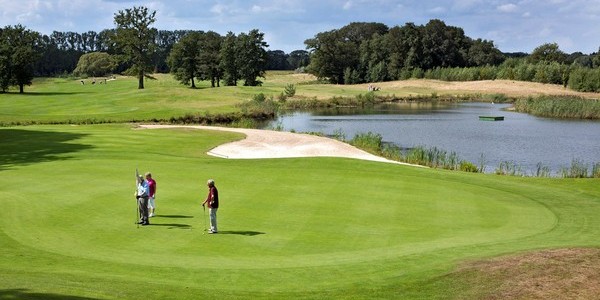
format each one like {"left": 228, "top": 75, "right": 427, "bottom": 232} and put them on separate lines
{"left": 139, "top": 124, "right": 415, "bottom": 166}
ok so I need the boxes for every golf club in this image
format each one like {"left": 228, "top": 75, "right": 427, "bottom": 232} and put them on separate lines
{"left": 136, "top": 198, "right": 139, "bottom": 229}
{"left": 135, "top": 168, "right": 139, "bottom": 228}
{"left": 203, "top": 204, "right": 207, "bottom": 233}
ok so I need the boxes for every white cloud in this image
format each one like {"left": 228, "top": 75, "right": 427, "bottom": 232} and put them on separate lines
{"left": 251, "top": 5, "right": 263, "bottom": 13}
{"left": 429, "top": 6, "right": 446, "bottom": 14}
{"left": 210, "top": 4, "right": 227, "bottom": 15}
{"left": 497, "top": 3, "right": 517, "bottom": 13}
{"left": 343, "top": 1, "right": 353, "bottom": 10}
{"left": 452, "top": 0, "right": 483, "bottom": 11}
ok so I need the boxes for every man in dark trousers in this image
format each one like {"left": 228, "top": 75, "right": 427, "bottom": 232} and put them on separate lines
{"left": 136, "top": 175, "right": 150, "bottom": 226}
{"left": 202, "top": 179, "right": 219, "bottom": 233}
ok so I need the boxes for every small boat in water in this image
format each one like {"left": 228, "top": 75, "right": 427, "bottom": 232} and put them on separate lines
{"left": 479, "top": 116, "right": 504, "bottom": 121}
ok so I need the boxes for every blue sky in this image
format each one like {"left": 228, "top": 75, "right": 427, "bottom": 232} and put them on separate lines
{"left": 2, "top": 0, "right": 600, "bottom": 54}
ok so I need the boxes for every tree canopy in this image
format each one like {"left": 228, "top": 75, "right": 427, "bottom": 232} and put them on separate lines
{"left": 0, "top": 24, "right": 41, "bottom": 93}
{"left": 112, "top": 6, "right": 157, "bottom": 89}
{"left": 305, "top": 19, "right": 507, "bottom": 84}
{"left": 167, "top": 31, "right": 204, "bottom": 88}
{"left": 73, "top": 52, "right": 115, "bottom": 77}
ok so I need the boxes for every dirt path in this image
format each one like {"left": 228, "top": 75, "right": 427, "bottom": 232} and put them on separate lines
{"left": 139, "top": 124, "right": 418, "bottom": 166}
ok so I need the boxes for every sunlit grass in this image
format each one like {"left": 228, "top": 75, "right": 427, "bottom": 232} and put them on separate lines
{"left": 1, "top": 124, "right": 599, "bottom": 299}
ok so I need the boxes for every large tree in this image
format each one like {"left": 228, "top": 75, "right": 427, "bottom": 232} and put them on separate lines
{"left": 220, "top": 32, "right": 239, "bottom": 86}
{"left": 112, "top": 6, "right": 157, "bottom": 89}
{"left": 305, "top": 29, "right": 359, "bottom": 84}
{"left": 385, "top": 23, "right": 423, "bottom": 78}
{"left": 167, "top": 31, "right": 203, "bottom": 88}
{"left": 421, "top": 19, "right": 469, "bottom": 69}
{"left": 236, "top": 29, "right": 268, "bottom": 86}
{"left": 305, "top": 22, "right": 387, "bottom": 84}
{"left": 0, "top": 24, "right": 41, "bottom": 93}
{"left": 467, "top": 39, "right": 505, "bottom": 67}
{"left": 198, "top": 31, "right": 223, "bottom": 87}
{"left": 528, "top": 43, "right": 567, "bottom": 64}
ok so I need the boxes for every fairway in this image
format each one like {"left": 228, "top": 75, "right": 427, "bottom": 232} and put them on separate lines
{"left": 1, "top": 124, "right": 599, "bottom": 299}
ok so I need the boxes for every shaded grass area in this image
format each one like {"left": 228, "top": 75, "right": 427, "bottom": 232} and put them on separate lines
{"left": 0, "top": 129, "right": 92, "bottom": 170}
{"left": 0, "top": 125, "right": 599, "bottom": 299}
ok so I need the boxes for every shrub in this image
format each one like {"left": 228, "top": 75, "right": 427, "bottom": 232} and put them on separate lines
{"left": 460, "top": 161, "right": 479, "bottom": 173}
{"left": 284, "top": 84, "right": 296, "bottom": 97}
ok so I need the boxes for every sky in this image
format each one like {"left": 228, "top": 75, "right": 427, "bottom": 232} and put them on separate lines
{"left": 1, "top": 0, "right": 600, "bottom": 54}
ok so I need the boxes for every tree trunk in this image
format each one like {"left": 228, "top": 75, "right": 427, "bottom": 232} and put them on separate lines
{"left": 19, "top": 84, "right": 24, "bottom": 94}
{"left": 138, "top": 70, "right": 144, "bottom": 89}
{"left": 191, "top": 77, "right": 196, "bottom": 88}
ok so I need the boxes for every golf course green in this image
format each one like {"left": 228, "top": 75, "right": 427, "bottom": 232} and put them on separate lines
{"left": 1, "top": 74, "right": 599, "bottom": 299}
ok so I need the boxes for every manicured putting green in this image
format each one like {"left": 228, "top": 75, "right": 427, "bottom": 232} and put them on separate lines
{"left": 0, "top": 124, "right": 598, "bottom": 299}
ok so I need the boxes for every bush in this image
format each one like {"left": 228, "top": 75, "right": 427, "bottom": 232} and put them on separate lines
{"left": 460, "top": 161, "right": 479, "bottom": 173}
{"left": 284, "top": 84, "right": 296, "bottom": 97}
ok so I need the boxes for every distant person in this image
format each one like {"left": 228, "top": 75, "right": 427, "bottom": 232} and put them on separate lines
{"left": 202, "top": 179, "right": 219, "bottom": 233}
{"left": 146, "top": 172, "right": 157, "bottom": 217}
{"left": 135, "top": 175, "right": 150, "bottom": 226}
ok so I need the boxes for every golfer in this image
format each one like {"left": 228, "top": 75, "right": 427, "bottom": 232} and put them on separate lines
{"left": 145, "top": 172, "right": 157, "bottom": 217}
{"left": 136, "top": 175, "right": 150, "bottom": 226}
{"left": 202, "top": 179, "right": 219, "bottom": 234}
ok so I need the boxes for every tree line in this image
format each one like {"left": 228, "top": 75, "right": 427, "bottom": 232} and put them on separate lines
{"left": 0, "top": 6, "right": 308, "bottom": 92}
{"left": 303, "top": 20, "right": 600, "bottom": 92}
{"left": 3, "top": 8, "right": 600, "bottom": 93}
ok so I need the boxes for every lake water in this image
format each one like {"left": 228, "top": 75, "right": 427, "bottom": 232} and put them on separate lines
{"left": 264, "top": 102, "right": 600, "bottom": 175}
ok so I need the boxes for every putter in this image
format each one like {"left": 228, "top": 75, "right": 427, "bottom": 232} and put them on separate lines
{"left": 136, "top": 200, "right": 139, "bottom": 228}
{"left": 135, "top": 167, "right": 140, "bottom": 228}
{"left": 203, "top": 204, "right": 207, "bottom": 233}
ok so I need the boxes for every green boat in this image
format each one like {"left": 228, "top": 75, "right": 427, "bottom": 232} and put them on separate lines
{"left": 479, "top": 116, "right": 504, "bottom": 121}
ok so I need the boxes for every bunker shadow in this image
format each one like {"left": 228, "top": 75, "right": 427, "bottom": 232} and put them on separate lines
{"left": 0, "top": 129, "right": 92, "bottom": 170}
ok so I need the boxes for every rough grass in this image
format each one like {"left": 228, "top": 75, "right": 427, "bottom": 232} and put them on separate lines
{"left": 3, "top": 73, "right": 599, "bottom": 126}
{"left": 445, "top": 248, "right": 600, "bottom": 299}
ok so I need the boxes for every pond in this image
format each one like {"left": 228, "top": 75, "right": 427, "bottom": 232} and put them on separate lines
{"left": 264, "top": 102, "right": 600, "bottom": 176}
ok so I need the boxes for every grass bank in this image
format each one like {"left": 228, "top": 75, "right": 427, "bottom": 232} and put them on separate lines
{"left": 3, "top": 73, "right": 600, "bottom": 126}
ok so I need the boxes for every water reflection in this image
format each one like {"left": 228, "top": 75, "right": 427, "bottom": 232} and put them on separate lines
{"left": 265, "top": 102, "right": 600, "bottom": 175}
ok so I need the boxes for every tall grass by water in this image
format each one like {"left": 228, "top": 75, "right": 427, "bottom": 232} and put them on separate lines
{"left": 514, "top": 95, "right": 600, "bottom": 119}
{"left": 342, "top": 130, "right": 599, "bottom": 178}
{"left": 347, "top": 132, "right": 480, "bottom": 172}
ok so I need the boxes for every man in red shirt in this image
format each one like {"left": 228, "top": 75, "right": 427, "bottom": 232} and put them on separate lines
{"left": 145, "top": 172, "right": 157, "bottom": 217}
{"left": 202, "top": 179, "right": 219, "bottom": 234}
